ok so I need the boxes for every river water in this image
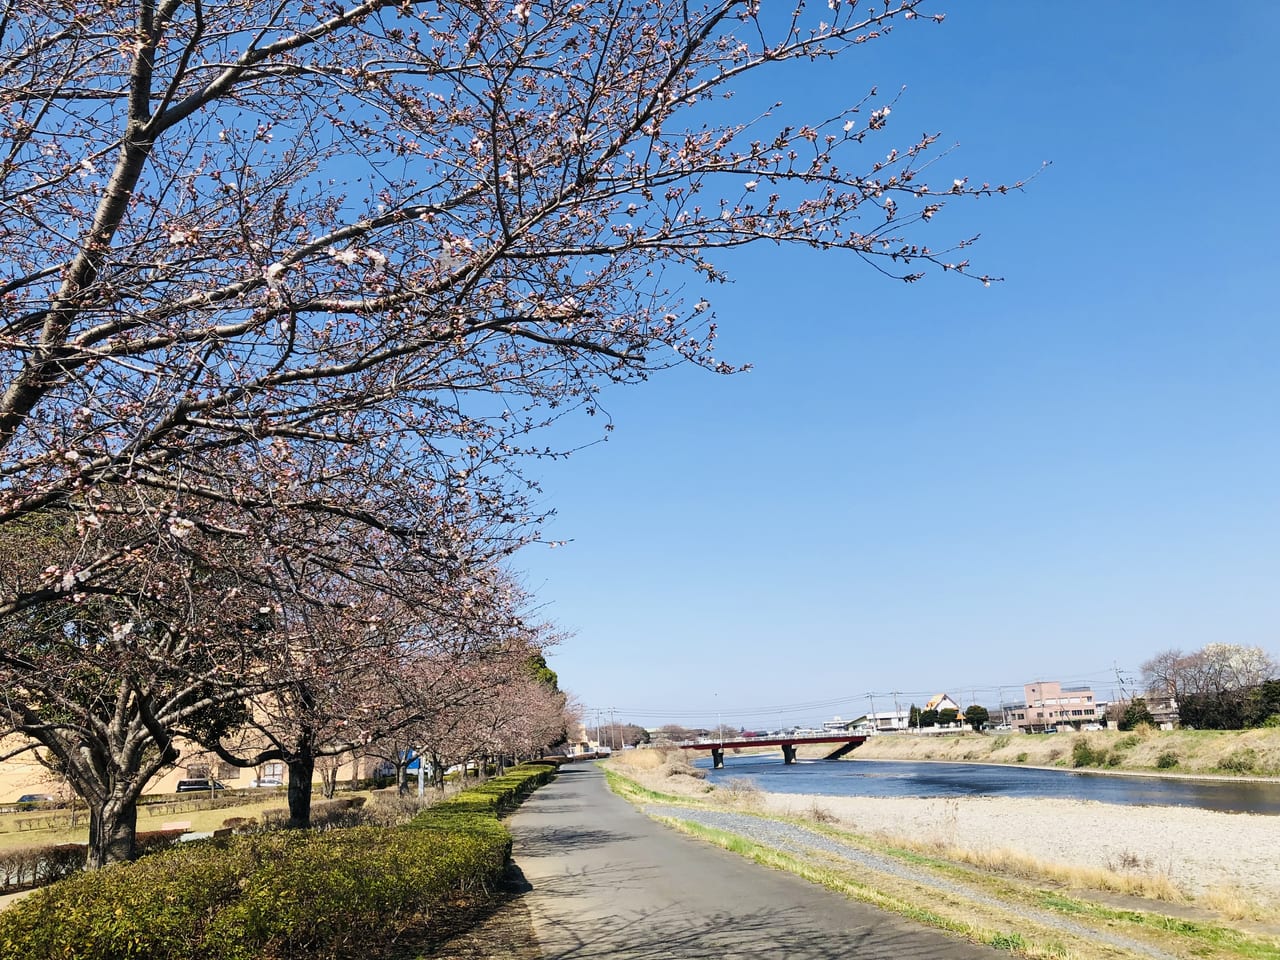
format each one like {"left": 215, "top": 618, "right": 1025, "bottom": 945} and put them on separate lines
{"left": 695, "top": 754, "right": 1280, "bottom": 815}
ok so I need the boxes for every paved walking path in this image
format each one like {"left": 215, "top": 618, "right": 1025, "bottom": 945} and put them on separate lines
{"left": 0, "top": 889, "right": 35, "bottom": 911}
{"left": 508, "top": 764, "right": 1002, "bottom": 959}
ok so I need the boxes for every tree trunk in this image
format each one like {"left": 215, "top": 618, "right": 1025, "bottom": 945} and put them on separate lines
{"left": 87, "top": 790, "right": 138, "bottom": 869}
{"left": 396, "top": 760, "right": 410, "bottom": 796}
{"left": 320, "top": 765, "right": 337, "bottom": 800}
{"left": 286, "top": 755, "right": 314, "bottom": 829}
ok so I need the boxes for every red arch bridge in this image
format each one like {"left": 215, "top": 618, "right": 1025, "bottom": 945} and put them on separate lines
{"left": 676, "top": 733, "right": 868, "bottom": 769}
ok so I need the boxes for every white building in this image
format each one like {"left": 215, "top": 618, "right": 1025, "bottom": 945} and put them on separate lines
{"left": 851, "top": 710, "right": 912, "bottom": 734}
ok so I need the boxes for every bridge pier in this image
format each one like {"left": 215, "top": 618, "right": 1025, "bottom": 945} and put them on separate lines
{"left": 711, "top": 748, "right": 724, "bottom": 769}
{"left": 781, "top": 743, "right": 797, "bottom": 765}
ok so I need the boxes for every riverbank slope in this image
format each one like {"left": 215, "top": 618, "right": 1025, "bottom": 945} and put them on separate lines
{"left": 841, "top": 727, "right": 1280, "bottom": 778}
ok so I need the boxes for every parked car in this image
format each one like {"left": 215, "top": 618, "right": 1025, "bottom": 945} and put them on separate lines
{"left": 16, "top": 793, "right": 56, "bottom": 809}
{"left": 176, "top": 778, "right": 227, "bottom": 793}
{"left": 249, "top": 776, "right": 283, "bottom": 788}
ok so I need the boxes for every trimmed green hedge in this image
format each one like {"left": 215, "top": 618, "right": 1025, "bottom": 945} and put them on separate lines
{"left": 0, "top": 763, "right": 556, "bottom": 960}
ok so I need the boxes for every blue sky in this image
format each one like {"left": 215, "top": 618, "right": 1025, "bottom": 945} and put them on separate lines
{"left": 517, "top": 2, "right": 1280, "bottom": 730}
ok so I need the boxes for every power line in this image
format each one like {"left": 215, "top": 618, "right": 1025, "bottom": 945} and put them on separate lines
{"left": 592, "top": 669, "right": 1139, "bottom": 726}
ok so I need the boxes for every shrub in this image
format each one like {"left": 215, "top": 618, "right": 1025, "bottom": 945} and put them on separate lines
{"left": 0, "top": 764, "right": 556, "bottom": 960}
{"left": 134, "top": 830, "right": 187, "bottom": 857}
{"left": 991, "top": 735, "right": 1011, "bottom": 750}
{"left": 1156, "top": 752, "right": 1179, "bottom": 769}
{"left": 260, "top": 807, "right": 290, "bottom": 829}
{"left": 806, "top": 803, "right": 837, "bottom": 824}
{"left": 658, "top": 751, "right": 706, "bottom": 780}
{"left": 1015, "top": 752, "right": 1028, "bottom": 763}
{"left": 310, "top": 797, "right": 371, "bottom": 832}
{"left": 0, "top": 844, "right": 83, "bottom": 893}
{"left": 362, "top": 793, "right": 434, "bottom": 828}
{"left": 714, "top": 778, "right": 762, "bottom": 807}
{"left": 1069, "top": 739, "right": 1114, "bottom": 768}
{"left": 1118, "top": 700, "right": 1155, "bottom": 732}
{"left": 1071, "top": 739, "right": 1099, "bottom": 768}
{"left": 1219, "top": 748, "right": 1258, "bottom": 775}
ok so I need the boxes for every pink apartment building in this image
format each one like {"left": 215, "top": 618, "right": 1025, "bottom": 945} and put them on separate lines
{"left": 1011, "top": 681, "right": 1101, "bottom": 733}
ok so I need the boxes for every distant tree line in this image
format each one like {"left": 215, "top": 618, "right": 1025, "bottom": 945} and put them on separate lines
{"left": 1142, "top": 644, "right": 1279, "bottom": 730}
{"left": 907, "top": 705, "right": 988, "bottom": 730}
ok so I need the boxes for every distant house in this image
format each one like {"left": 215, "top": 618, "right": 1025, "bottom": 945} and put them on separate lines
{"left": 1011, "top": 681, "right": 1102, "bottom": 733}
{"left": 850, "top": 710, "right": 912, "bottom": 734}
{"left": 1144, "top": 695, "right": 1180, "bottom": 730}
{"left": 924, "top": 693, "right": 962, "bottom": 715}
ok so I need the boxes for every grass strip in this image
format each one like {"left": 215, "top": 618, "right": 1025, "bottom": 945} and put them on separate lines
{"left": 602, "top": 768, "right": 702, "bottom": 806}
{"left": 1032, "top": 893, "right": 1280, "bottom": 960}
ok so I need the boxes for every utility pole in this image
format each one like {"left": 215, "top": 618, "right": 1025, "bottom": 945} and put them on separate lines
{"left": 868, "top": 692, "right": 877, "bottom": 732}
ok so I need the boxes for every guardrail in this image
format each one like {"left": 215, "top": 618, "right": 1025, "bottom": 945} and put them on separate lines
{"left": 142, "top": 794, "right": 262, "bottom": 818}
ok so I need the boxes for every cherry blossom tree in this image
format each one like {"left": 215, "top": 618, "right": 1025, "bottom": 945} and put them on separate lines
{"left": 486, "top": 671, "right": 574, "bottom": 766}
{"left": 407, "top": 640, "right": 559, "bottom": 784}
{"left": 193, "top": 540, "right": 545, "bottom": 826}
{"left": 1, "top": 0, "right": 1027, "bottom": 859}
{"left": 0, "top": 489, "right": 532, "bottom": 860}
{"left": 0, "top": 513, "right": 266, "bottom": 867}
{"left": 1, "top": 0, "right": 1027, "bottom": 623}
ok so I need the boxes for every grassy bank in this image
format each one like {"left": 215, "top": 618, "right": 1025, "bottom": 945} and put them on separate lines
{"left": 849, "top": 727, "right": 1280, "bottom": 777}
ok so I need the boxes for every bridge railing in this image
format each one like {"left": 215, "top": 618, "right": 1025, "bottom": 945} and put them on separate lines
{"left": 672, "top": 731, "right": 867, "bottom": 747}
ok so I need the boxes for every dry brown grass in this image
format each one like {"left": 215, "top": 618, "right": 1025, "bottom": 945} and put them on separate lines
{"left": 604, "top": 748, "right": 711, "bottom": 798}
{"left": 1197, "top": 884, "right": 1276, "bottom": 923}
{"left": 893, "top": 836, "right": 1188, "bottom": 903}
{"left": 893, "top": 835, "right": 1277, "bottom": 922}
{"left": 710, "top": 777, "right": 763, "bottom": 809}
{"left": 804, "top": 802, "right": 839, "bottom": 824}
{"left": 605, "top": 746, "right": 668, "bottom": 772}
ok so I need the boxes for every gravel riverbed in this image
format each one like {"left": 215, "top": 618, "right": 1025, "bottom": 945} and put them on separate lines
{"left": 753, "top": 791, "right": 1280, "bottom": 909}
